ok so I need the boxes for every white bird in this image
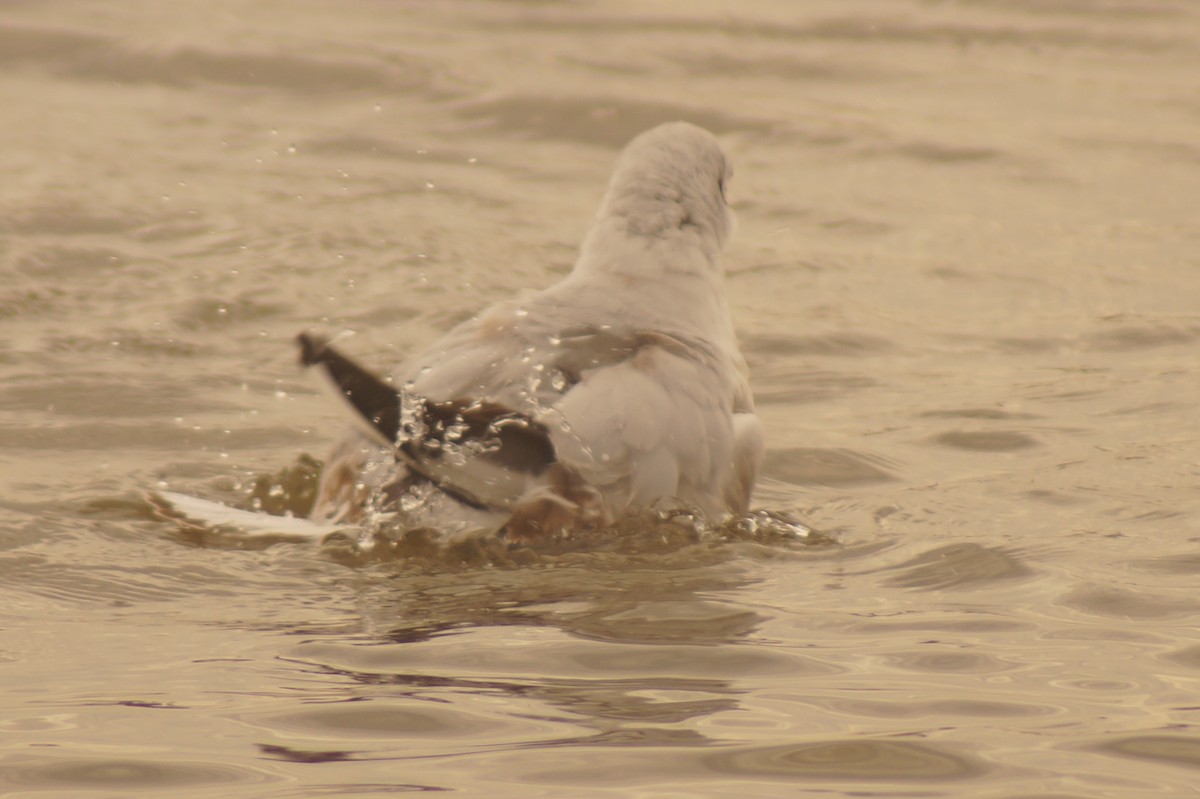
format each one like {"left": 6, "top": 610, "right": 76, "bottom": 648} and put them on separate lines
{"left": 302, "top": 121, "right": 762, "bottom": 543}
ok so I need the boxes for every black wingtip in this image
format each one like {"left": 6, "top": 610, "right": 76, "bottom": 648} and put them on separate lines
{"left": 294, "top": 331, "right": 400, "bottom": 442}
{"left": 296, "top": 332, "right": 328, "bottom": 367}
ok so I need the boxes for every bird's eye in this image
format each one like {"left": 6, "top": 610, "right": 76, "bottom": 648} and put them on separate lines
{"left": 718, "top": 175, "right": 727, "bottom": 201}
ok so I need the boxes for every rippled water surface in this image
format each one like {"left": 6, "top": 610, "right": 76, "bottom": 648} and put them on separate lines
{"left": 3, "top": 1, "right": 1200, "bottom": 796}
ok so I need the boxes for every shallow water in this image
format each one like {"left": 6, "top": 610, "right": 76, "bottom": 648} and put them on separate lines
{"left": 3, "top": 1, "right": 1200, "bottom": 796}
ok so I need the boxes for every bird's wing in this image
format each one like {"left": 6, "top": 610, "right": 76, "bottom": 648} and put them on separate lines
{"left": 543, "top": 332, "right": 739, "bottom": 517}
{"left": 395, "top": 396, "right": 555, "bottom": 510}
{"left": 298, "top": 332, "right": 398, "bottom": 444}
{"left": 151, "top": 491, "right": 346, "bottom": 540}
{"left": 300, "top": 323, "right": 754, "bottom": 525}
{"left": 398, "top": 299, "right": 557, "bottom": 410}
{"left": 298, "top": 332, "right": 555, "bottom": 513}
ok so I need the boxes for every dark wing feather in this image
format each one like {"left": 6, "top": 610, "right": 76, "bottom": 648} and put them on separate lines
{"left": 297, "top": 333, "right": 399, "bottom": 441}
{"left": 298, "top": 332, "right": 556, "bottom": 511}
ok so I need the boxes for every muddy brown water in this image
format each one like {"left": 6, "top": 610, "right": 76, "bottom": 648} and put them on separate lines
{"left": 2, "top": 1, "right": 1199, "bottom": 797}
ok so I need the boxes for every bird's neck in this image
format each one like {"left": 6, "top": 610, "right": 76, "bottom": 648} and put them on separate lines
{"left": 563, "top": 227, "right": 734, "bottom": 343}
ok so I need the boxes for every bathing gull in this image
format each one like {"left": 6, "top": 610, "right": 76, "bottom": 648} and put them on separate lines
{"left": 305, "top": 121, "right": 762, "bottom": 541}
{"left": 161, "top": 122, "right": 762, "bottom": 542}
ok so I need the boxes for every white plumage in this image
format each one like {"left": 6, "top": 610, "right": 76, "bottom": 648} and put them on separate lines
{"left": 308, "top": 121, "right": 762, "bottom": 542}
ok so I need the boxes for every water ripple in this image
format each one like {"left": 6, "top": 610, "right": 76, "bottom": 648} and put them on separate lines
{"left": 452, "top": 95, "right": 774, "bottom": 147}
{"left": 763, "top": 447, "right": 896, "bottom": 487}
{"left": 701, "top": 739, "right": 988, "bottom": 781}
{"left": 0, "top": 23, "right": 438, "bottom": 95}
{"left": 1091, "top": 734, "right": 1200, "bottom": 771}
{"left": 882, "top": 543, "right": 1035, "bottom": 590}
{"left": 0, "top": 754, "right": 274, "bottom": 792}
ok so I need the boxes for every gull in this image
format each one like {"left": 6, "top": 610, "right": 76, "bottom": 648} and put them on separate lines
{"left": 304, "top": 121, "right": 762, "bottom": 542}
{"left": 160, "top": 122, "right": 762, "bottom": 542}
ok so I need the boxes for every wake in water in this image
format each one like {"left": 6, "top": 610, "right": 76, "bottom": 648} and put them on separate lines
{"left": 150, "top": 451, "right": 823, "bottom": 566}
